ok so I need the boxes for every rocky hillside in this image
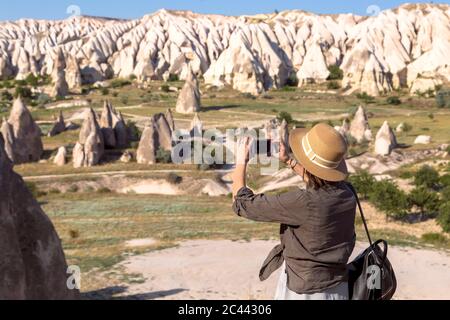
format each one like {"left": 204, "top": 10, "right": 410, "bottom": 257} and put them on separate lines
{"left": 0, "top": 3, "right": 449, "bottom": 96}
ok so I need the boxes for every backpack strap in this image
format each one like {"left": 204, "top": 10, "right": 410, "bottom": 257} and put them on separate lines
{"left": 346, "top": 183, "right": 373, "bottom": 247}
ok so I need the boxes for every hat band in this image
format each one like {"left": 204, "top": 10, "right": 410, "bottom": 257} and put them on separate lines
{"left": 301, "top": 133, "right": 341, "bottom": 169}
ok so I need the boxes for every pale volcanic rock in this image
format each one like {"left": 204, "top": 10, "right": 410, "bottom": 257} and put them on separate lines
{"left": 136, "top": 119, "right": 157, "bottom": 165}
{"left": 48, "top": 111, "right": 66, "bottom": 137}
{"left": 374, "top": 121, "right": 397, "bottom": 156}
{"left": 414, "top": 135, "right": 432, "bottom": 145}
{"left": 0, "top": 136, "right": 78, "bottom": 300}
{"left": 50, "top": 49, "right": 69, "bottom": 98}
{"left": 0, "top": 4, "right": 449, "bottom": 96}
{"left": 73, "top": 108, "right": 104, "bottom": 167}
{"left": 53, "top": 146, "right": 67, "bottom": 166}
{"left": 166, "top": 108, "right": 175, "bottom": 131}
{"left": 176, "top": 69, "right": 201, "bottom": 114}
{"left": 0, "top": 117, "right": 15, "bottom": 162}
{"left": 190, "top": 113, "right": 203, "bottom": 137}
{"left": 5, "top": 97, "right": 43, "bottom": 164}
{"left": 100, "top": 101, "right": 117, "bottom": 148}
{"left": 152, "top": 113, "right": 173, "bottom": 152}
{"left": 120, "top": 150, "right": 133, "bottom": 163}
{"left": 350, "top": 106, "right": 372, "bottom": 143}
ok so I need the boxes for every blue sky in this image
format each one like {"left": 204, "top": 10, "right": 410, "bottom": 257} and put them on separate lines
{"left": 0, "top": 1, "right": 448, "bottom": 21}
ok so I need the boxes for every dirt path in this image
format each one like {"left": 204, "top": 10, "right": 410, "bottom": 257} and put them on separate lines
{"left": 118, "top": 240, "right": 450, "bottom": 300}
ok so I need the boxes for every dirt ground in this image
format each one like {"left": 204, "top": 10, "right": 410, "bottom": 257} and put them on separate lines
{"left": 114, "top": 240, "right": 450, "bottom": 300}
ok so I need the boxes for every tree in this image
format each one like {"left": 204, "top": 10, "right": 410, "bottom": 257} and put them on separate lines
{"left": 327, "top": 65, "right": 343, "bottom": 80}
{"left": 368, "top": 180, "right": 409, "bottom": 221}
{"left": 407, "top": 187, "right": 441, "bottom": 220}
{"left": 349, "top": 171, "right": 376, "bottom": 200}
{"left": 414, "top": 165, "right": 440, "bottom": 189}
{"left": 14, "top": 86, "right": 33, "bottom": 99}
{"left": 437, "top": 202, "right": 450, "bottom": 233}
{"left": 277, "top": 111, "right": 293, "bottom": 124}
{"left": 386, "top": 96, "right": 401, "bottom": 105}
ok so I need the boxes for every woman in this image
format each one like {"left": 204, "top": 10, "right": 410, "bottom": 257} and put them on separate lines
{"left": 232, "top": 123, "right": 356, "bottom": 300}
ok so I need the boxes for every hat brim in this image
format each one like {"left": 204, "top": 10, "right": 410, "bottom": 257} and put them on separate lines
{"left": 289, "top": 128, "right": 348, "bottom": 182}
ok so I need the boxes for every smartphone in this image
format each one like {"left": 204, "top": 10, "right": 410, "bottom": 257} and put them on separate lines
{"left": 255, "top": 139, "right": 272, "bottom": 157}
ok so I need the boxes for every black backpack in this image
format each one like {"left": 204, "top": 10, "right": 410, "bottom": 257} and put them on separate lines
{"left": 347, "top": 184, "right": 397, "bottom": 300}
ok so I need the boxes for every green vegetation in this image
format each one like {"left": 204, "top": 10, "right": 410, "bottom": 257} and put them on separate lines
{"left": 437, "top": 202, "right": 450, "bottom": 233}
{"left": 156, "top": 147, "right": 172, "bottom": 164}
{"left": 276, "top": 111, "right": 293, "bottom": 124}
{"left": 386, "top": 96, "right": 402, "bottom": 105}
{"left": 368, "top": 180, "right": 409, "bottom": 220}
{"left": 327, "top": 81, "right": 341, "bottom": 90}
{"left": 327, "top": 65, "right": 343, "bottom": 80}
{"left": 166, "top": 172, "right": 183, "bottom": 185}
{"left": 435, "top": 88, "right": 450, "bottom": 108}
{"left": 407, "top": 187, "right": 441, "bottom": 220}
{"left": 348, "top": 170, "right": 376, "bottom": 200}
{"left": 413, "top": 165, "right": 440, "bottom": 190}
{"left": 356, "top": 92, "right": 375, "bottom": 104}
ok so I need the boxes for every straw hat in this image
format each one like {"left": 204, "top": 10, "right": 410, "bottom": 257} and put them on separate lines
{"left": 289, "top": 123, "right": 348, "bottom": 182}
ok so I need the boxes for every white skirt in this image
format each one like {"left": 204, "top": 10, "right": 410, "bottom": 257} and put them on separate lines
{"left": 274, "top": 263, "right": 349, "bottom": 300}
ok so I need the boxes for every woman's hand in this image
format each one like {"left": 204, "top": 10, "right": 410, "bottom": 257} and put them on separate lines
{"left": 235, "top": 135, "right": 252, "bottom": 165}
{"left": 232, "top": 136, "right": 252, "bottom": 199}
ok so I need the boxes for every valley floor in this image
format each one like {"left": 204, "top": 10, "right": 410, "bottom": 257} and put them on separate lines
{"left": 82, "top": 239, "right": 450, "bottom": 300}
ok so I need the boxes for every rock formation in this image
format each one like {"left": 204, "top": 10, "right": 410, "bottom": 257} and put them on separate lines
{"left": 136, "top": 118, "right": 157, "bottom": 165}
{"left": 190, "top": 113, "right": 203, "bottom": 137}
{"left": 374, "top": 121, "right": 397, "bottom": 156}
{"left": 0, "top": 136, "right": 78, "bottom": 299}
{"left": 136, "top": 113, "right": 174, "bottom": 164}
{"left": 50, "top": 49, "right": 69, "bottom": 98}
{"left": 99, "top": 101, "right": 128, "bottom": 149}
{"left": 153, "top": 113, "right": 173, "bottom": 152}
{"left": 166, "top": 108, "right": 175, "bottom": 131}
{"left": 53, "top": 146, "right": 67, "bottom": 166}
{"left": 73, "top": 108, "right": 104, "bottom": 168}
{"left": 350, "top": 106, "right": 372, "bottom": 143}
{"left": 66, "top": 56, "right": 82, "bottom": 91}
{"left": 279, "top": 119, "right": 289, "bottom": 147}
{"left": 0, "top": 117, "right": 15, "bottom": 162}
{"left": 1, "top": 97, "right": 43, "bottom": 164}
{"left": 176, "top": 69, "right": 201, "bottom": 114}
{"left": 48, "top": 111, "right": 66, "bottom": 137}
{"left": 120, "top": 151, "right": 133, "bottom": 163}
{"left": 0, "top": 4, "right": 448, "bottom": 96}
{"left": 100, "top": 101, "right": 117, "bottom": 148}
{"left": 414, "top": 135, "right": 432, "bottom": 145}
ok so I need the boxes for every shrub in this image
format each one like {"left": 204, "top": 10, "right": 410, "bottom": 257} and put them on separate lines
{"left": 277, "top": 111, "right": 293, "bottom": 124}
{"left": 349, "top": 171, "right": 376, "bottom": 200}
{"left": 110, "top": 78, "right": 131, "bottom": 88}
{"left": 242, "top": 92, "right": 256, "bottom": 100}
{"left": 156, "top": 147, "right": 172, "bottom": 164}
{"left": 161, "top": 85, "right": 170, "bottom": 93}
{"left": 166, "top": 172, "right": 182, "bottom": 185}
{"left": 25, "top": 74, "right": 39, "bottom": 87}
{"left": 285, "top": 73, "right": 299, "bottom": 87}
{"left": 368, "top": 180, "right": 409, "bottom": 220}
{"left": 48, "top": 188, "right": 61, "bottom": 194}
{"left": 120, "top": 95, "right": 129, "bottom": 105}
{"left": 356, "top": 92, "right": 375, "bottom": 104}
{"left": 36, "top": 93, "right": 51, "bottom": 106}
{"left": 437, "top": 202, "right": 450, "bottom": 233}
{"left": 428, "top": 113, "right": 434, "bottom": 120}
{"left": 414, "top": 165, "right": 440, "bottom": 189}
{"left": 441, "top": 186, "right": 450, "bottom": 201}
{"left": 69, "top": 229, "right": 80, "bottom": 239}
{"left": 435, "top": 89, "right": 450, "bottom": 108}
{"left": 386, "top": 96, "right": 401, "bottom": 105}
{"left": 402, "top": 122, "right": 412, "bottom": 133}
{"left": 327, "top": 65, "right": 344, "bottom": 80}
{"left": 327, "top": 81, "right": 341, "bottom": 90}
{"left": 168, "top": 74, "right": 179, "bottom": 82}
{"left": 440, "top": 174, "right": 450, "bottom": 187}
{"left": 126, "top": 120, "right": 141, "bottom": 141}
{"left": 100, "top": 88, "right": 110, "bottom": 96}
{"left": 407, "top": 187, "right": 441, "bottom": 220}
{"left": 97, "top": 187, "right": 112, "bottom": 193}
{"left": 421, "top": 232, "right": 448, "bottom": 244}
{"left": 1, "top": 90, "right": 13, "bottom": 101}
{"left": 14, "top": 86, "right": 32, "bottom": 99}
{"left": 129, "top": 74, "right": 137, "bottom": 81}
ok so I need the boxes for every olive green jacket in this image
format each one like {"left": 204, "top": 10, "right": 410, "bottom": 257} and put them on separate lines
{"left": 232, "top": 182, "right": 356, "bottom": 294}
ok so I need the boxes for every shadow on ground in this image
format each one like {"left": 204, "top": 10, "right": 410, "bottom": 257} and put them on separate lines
{"left": 82, "top": 286, "right": 187, "bottom": 300}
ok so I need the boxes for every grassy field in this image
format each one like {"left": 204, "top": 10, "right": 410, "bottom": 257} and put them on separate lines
{"left": 38, "top": 189, "right": 449, "bottom": 292}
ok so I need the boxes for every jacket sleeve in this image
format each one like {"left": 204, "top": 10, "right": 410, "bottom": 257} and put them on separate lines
{"left": 232, "top": 187, "right": 308, "bottom": 226}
